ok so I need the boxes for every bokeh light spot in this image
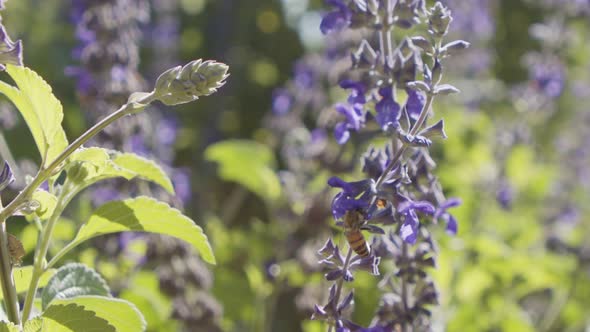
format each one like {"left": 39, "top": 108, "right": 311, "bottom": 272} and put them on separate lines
{"left": 257, "top": 10, "right": 280, "bottom": 34}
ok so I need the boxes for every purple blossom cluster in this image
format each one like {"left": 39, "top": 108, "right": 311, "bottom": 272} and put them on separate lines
{"left": 69, "top": 0, "right": 189, "bottom": 206}
{"left": 67, "top": 2, "right": 222, "bottom": 330}
{"left": 299, "top": 1, "right": 468, "bottom": 330}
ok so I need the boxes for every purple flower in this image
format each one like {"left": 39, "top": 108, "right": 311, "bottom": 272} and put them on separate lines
{"left": 375, "top": 87, "right": 401, "bottom": 131}
{"left": 398, "top": 200, "right": 435, "bottom": 244}
{"left": 271, "top": 88, "right": 293, "bottom": 115}
{"left": 320, "top": 0, "right": 352, "bottom": 35}
{"left": 331, "top": 192, "right": 370, "bottom": 219}
{"left": 496, "top": 183, "right": 513, "bottom": 210}
{"left": 334, "top": 103, "right": 365, "bottom": 144}
{"left": 340, "top": 79, "right": 367, "bottom": 105}
{"left": 405, "top": 88, "right": 426, "bottom": 120}
{"left": 433, "top": 198, "right": 461, "bottom": 235}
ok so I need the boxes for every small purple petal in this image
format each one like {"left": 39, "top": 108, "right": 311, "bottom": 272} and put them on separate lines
{"left": 446, "top": 214, "right": 458, "bottom": 235}
{"left": 271, "top": 88, "right": 292, "bottom": 115}
{"left": 334, "top": 121, "right": 350, "bottom": 145}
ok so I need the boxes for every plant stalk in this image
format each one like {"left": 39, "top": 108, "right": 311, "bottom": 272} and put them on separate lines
{"left": 0, "top": 92, "right": 155, "bottom": 224}
{"left": 0, "top": 221, "right": 20, "bottom": 325}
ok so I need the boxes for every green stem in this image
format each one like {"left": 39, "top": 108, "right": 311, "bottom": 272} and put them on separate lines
{"left": 375, "top": 92, "right": 435, "bottom": 189}
{"left": 0, "top": 92, "right": 155, "bottom": 223}
{"left": 45, "top": 242, "right": 77, "bottom": 272}
{"left": 0, "top": 221, "right": 20, "bottom": 325}
{"left": 327, "top": 247, "right": 353, "bottom": 332}
{"left": 21, "top": 191, "right": 69, "bottom": 322}
{"left": 18, "top": 92, "right": 155, "bottom": 323}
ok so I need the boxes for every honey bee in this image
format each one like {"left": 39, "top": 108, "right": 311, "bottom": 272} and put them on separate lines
{"left": 343, "top": 210, "right": 371, "bottom": 257}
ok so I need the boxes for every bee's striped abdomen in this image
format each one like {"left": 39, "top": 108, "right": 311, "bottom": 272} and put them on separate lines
{"left": 346, "top": 229, "right": 370, "bottom": 257}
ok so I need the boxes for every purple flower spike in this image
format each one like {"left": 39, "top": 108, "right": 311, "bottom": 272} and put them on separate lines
{"left": 320, "top": 0, "right": 352, "bottom": 35}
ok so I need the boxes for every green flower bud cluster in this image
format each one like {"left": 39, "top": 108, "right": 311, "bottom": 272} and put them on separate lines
{"left": 153, "top": 59, "right": 229, "bottom": 106}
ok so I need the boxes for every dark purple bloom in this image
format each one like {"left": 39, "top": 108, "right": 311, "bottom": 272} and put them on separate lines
{"left": 375, "top": 87, "right": 401, "bottom": 131}
{"left": 398, "top": 200, "right": 435, "bottom": 244}
{"left": 331, "top": 192, "right": 370, "bottom": 219}
{"left": 320, "top": 0, "right": 352, "bottom": 35}
{"left": 405, "top": 88, "right": 426, "bottom": 120}
{"left": 328, "top": 176, "right": 374, "bottom": 196}
{"left": 340, "top": 79, "right": 367, "bottom": 105}
{"left": 433, "top": 198, "right": 461, "bottom": 235}
{"left": 334, "top": 103, "right": 365, "bottom": 144}
{"left": 271, "top": 88, "right": 293, "bottom": 115}
{"left": 496, "top": 183, "right": 513, "bottom": 210}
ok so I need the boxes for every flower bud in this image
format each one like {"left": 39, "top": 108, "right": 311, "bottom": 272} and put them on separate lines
{"left": 428, "top": 2, "right": 452, "bottom": 38}
{"left": 153, "top": 59, "right": 229, "bottom": 106}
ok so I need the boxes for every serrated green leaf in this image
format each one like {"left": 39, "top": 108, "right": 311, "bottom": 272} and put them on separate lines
{"left": 0, "top": 266, "right": 56, "bottom": 301}
{"left": 42, "top": 302, "right": 115, "bottom": 332}
{"left": 0, "top": 321, "right": 19, "bottom": 332}
{"left": 66, "top": 147, "right": 136, "bottom": 189}
{"left": 23, "top": 317, "right": 43, "bottom": 332}
{"left": 41, "top": 263, "right": 111, "bottom": 310}
{"left": 66, "top": 147, "right": 174, "bottom": 195}
{"left": 205, "top": 139, "right": 281, "bottom": 201}
{"left": 0, "top": 65, "right": 68, "bottom": 166}
{"left": 69, "top": 196, "right": 215, "bottom": 264}
{"left": 44, "top": 296, "right": 145, "bottom": 332}
{"left": 112, "top": 153, "right": 174, "bottom": 194}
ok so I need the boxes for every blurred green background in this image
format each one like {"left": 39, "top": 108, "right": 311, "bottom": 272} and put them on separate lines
{"left": 1, "top": 0, "right": 590, "bottom": 331}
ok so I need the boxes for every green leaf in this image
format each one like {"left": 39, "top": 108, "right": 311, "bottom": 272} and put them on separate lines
{"left": 41, "top": 263, "right": 111, "bottom": 310}
{"left": 0, "top": 65, "right": 68, "bottom": 166}
{"left": 66, "top": 147, "right": 135, "bottom": 189}
{"left": 0, "top": 266, "right": 56, "bottom": 300}
{"left": 30, "top": 190, "right": 58, "bottom": 220}
{"left": 119, "top": 272, "right": 174, "bottom": 330}
{"left": 112, "top": 153, "right": 174, "bottom": 194}
{"left": 23, "top": 317, "right": 43, "bottom": 332}
{"left": 71, "top": 196, "right": 215, "bottom": 264}
{"left": 66, "top": 147, "right": 173, "bottom": 194}
{"left": 41, "top": 302, "right": 114, "bottom": 331}
{"left": 43, "top": 296, "right": 145, "bottom": 332}
{"left": 0, "top": 321, "right": 19, "bottom": 332}
{"left": 205, "top": 139, "right": 281, "bottom": 201}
